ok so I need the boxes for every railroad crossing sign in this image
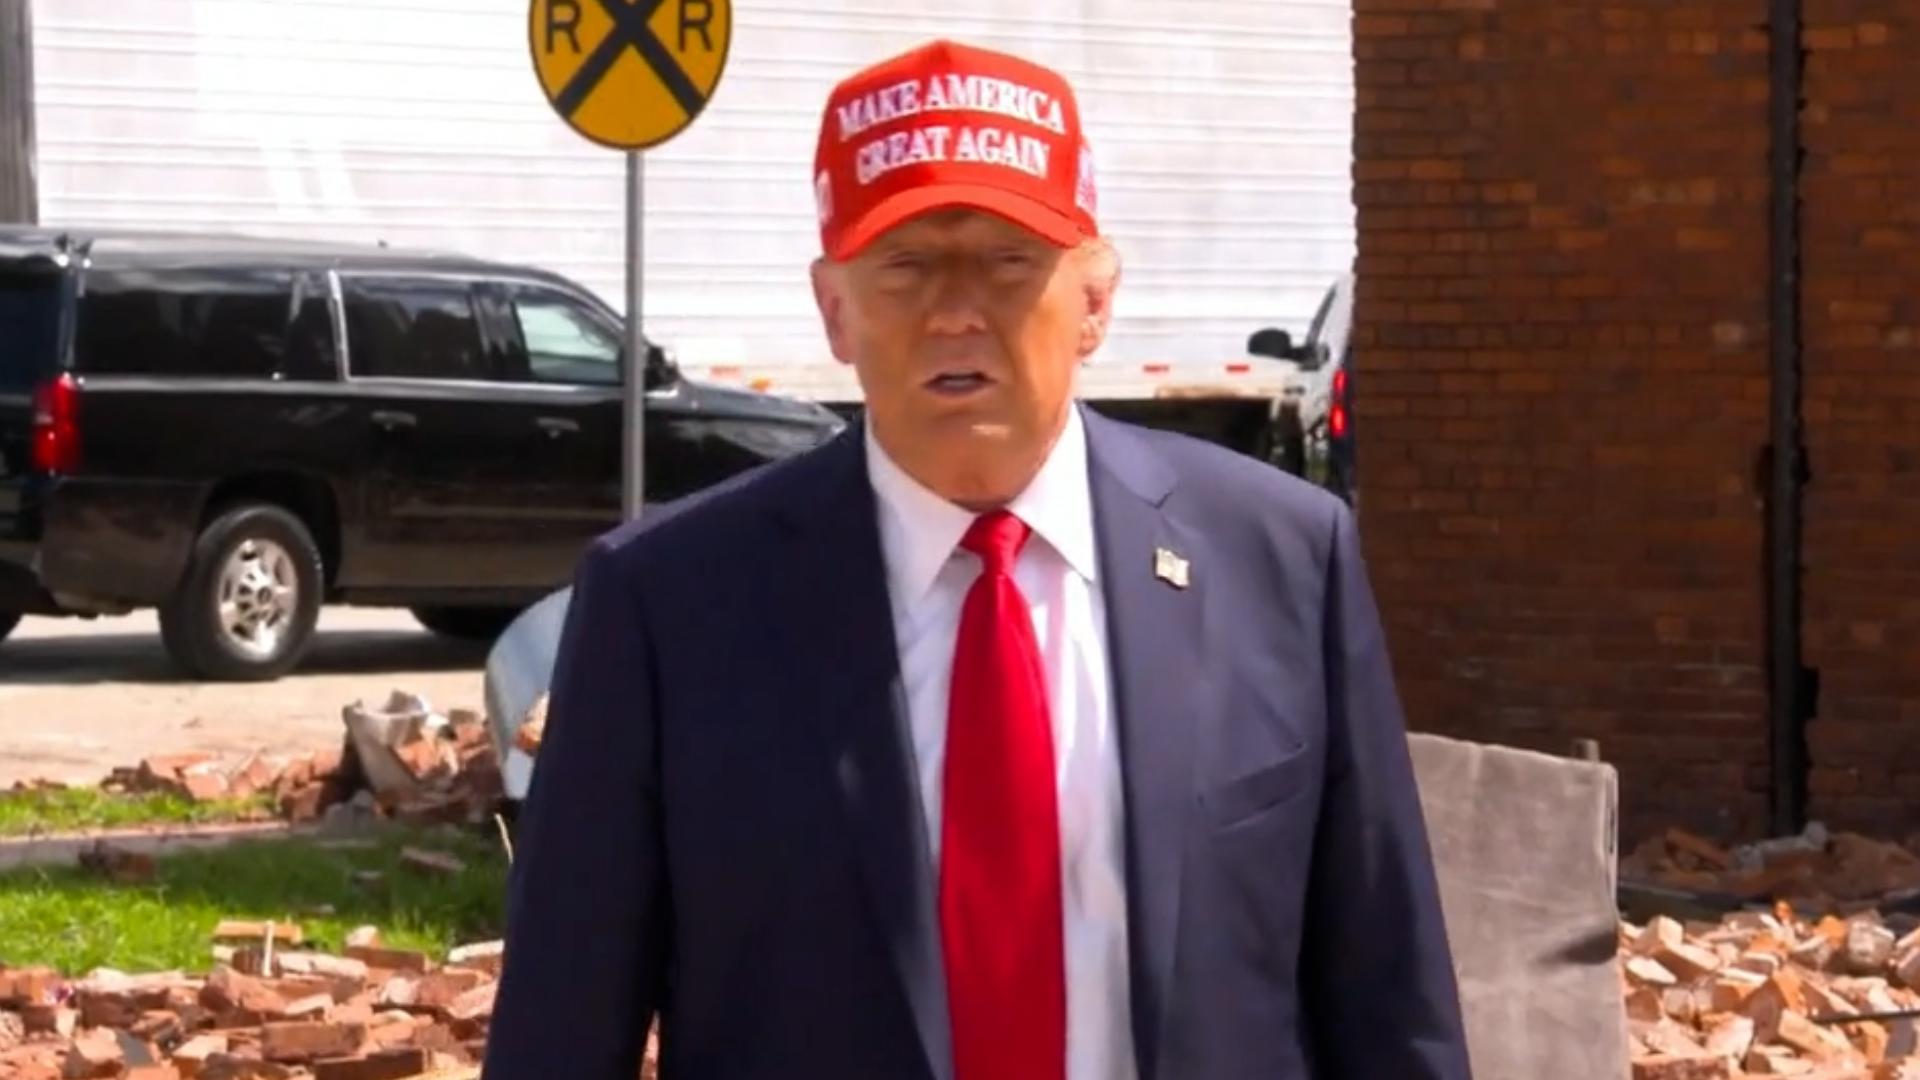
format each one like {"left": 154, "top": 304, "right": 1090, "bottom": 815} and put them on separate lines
{"left": 528, "top": 0, "right": 733, "bottom": 151}
{"left": 527, "top": 0, "right": 733, "bottom": 519}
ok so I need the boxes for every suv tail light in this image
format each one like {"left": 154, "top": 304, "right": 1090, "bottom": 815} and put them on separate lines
{"left": 30, "top": 373, "right": 82, "bottom": 474}
{"left": 1328, "top": 368, "right": 1350, "bottom": 441}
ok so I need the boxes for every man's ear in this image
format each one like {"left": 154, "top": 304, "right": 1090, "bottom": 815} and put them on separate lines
{"left": 811, "top": 258, "right": 857, "bottom": 365}
{"left": 1077, "top": 238, "right": 1121, "bottom": 360}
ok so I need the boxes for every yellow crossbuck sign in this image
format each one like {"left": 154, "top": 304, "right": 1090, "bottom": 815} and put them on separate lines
{"left": 528, "top": 0, "right": 732, "bottom": 150}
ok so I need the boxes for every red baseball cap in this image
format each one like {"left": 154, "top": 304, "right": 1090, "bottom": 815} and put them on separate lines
{"left": 812, "top": 39, "right": 1099, "bottom": 261}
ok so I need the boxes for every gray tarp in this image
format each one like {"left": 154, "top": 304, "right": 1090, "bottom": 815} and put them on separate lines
{"left": 1410, "top": 732, "right": 1628, "bottom": 1080}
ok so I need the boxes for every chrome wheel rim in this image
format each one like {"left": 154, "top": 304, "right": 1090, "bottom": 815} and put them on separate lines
{"left": 216, "top": 537, "right": 298, "bottom": 660}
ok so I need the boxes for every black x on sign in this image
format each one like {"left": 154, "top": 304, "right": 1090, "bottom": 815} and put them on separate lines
{"left": 529, "top": 0, "right": 732, "bottom": 150}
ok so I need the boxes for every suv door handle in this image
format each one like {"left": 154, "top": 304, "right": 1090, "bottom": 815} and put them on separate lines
{"left": 535, "top": 416, "right": 580, "bottom": 437}
{"left": 370, "top": 409, "right": 417, "bottom": 432}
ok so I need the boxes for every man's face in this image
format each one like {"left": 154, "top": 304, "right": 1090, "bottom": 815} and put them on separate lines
{"left": 812, "top": 208, "right": 1117, "bottom": 509}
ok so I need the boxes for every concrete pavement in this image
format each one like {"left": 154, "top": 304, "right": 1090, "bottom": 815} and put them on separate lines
{"left": 0, "top": 607, "right": 490, "bottom": 788}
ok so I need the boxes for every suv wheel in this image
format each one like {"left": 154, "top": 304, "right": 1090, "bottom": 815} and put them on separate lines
{"left": 412, "top": 605, "right": 519, "bottom": 641}
{"left": 0, "top": 611, "right": 19, "bottom": 645}
{"left": 160, "top": 504, "right": 324, "bottom": 681}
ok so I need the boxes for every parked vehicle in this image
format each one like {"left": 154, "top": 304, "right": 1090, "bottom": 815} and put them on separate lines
{"left": 0, "top": 227, "right": 844, "bottom": 679}
{"left": 1248, "top": 273, "right": 1356, "bottom": 504}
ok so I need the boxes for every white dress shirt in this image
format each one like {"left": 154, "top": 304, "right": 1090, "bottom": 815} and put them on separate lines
{"left": 865, "top": 404, "right": 1139, "bottom": 1080}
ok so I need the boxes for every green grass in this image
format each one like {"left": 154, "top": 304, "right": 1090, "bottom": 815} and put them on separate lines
{"left": 0, "top": 825, "right": 509, "bottom": 974}
{"left": 0, "top": 787, "right": 275, "bottom": 838}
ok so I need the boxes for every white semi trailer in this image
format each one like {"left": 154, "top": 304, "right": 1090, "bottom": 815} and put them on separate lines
{"left": 25, "top": 0, "right": 1355, "bottom": 467}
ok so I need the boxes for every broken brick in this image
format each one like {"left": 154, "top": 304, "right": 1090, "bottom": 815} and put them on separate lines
{"left": 271, "top": 953, "right": 368, "bottom": 984}
{"left": 22, "top": 1005, "right": 79, "bottom": 1039}
{"left": 63, "top": 1028, "right": 124, "bottom": 1078}
{"left": 344, "top": 948, "right": 431, "bottom": 976}
{"left": 259, "top": 1021, "right": 366, "bottom": 1064}
{"left": 1636, "top": 916, "right": 1687, "bottom": 956}
{"left": 1700, "top": 1012, "right": 1753, "bottom": 1061}
{"left": 196, "top": 1054, "right": 300, "bottom": 1080}
{"left": 1656, "top": 940, "right": 1722, "bottom": 982}
{"left": 409, "top": 1023, "right": 464, "bottom": 1059}
{"left": 131, "top": 1010, "right": 183, "bottom": 1047}
{"left": 200, "top": 968, "right": 287, "bottom": 1026}
{"left": 410, "top": 970, "right": 486, "bottom": 1016}
{"left": 139, "top": 753, "right": 218, "bottom": 791}
{"left": 1846, "top": 920, "right": 1897, "bottom": 974}
{"left": 282, "top": 994, "right": 334, "bottom": 1020}
{"left": 1631, "top": 1053, "right": 1730, "bottom": 1080}
{"left": 180, "top": 769, "right": 232, "bottom": 803}
{"left": 444, "top": 941, "right": 503, "bottom": 977}
{"left": 0, "top": 967, "right": 62, "bottom": 1007}
{"left": 364, "top": 1011, "right": 416, "bottom": 1049}
{"left": 172, "top": 1034, "right": 229, "bottom": 1077}
{"left": 224, "top": 755, "right": 284, "bottom": 801}
{"left": 1627, "top": 956, "right": 1680, "bottom": 987}
{"left": 311, "top": 1048, "right": 428, "bottom": 1080}
{"left": 0, "top": 1043, "right": 62, "bottom": 1080}
{"left": 278, "top": 784, "right": 328, "bottom": 824}
{"left": 76, "top": 990, "right": 141, "bottom": 1031}
{"left": 212, "top": 922, "right": 304, "bottom": 947}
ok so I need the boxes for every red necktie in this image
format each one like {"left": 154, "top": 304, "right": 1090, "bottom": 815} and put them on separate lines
{"left": 939, "top": 510, "right": 1067, "bottom": 1080}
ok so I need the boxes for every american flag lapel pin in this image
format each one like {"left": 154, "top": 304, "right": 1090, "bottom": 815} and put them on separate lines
{"left": 1154, "top": 546, "right": 1190, "bottom": 589}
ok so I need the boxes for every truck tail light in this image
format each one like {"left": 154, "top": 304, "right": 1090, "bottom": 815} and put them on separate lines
{"left": 30, "top": 372, "right": 82, "bottom": 474}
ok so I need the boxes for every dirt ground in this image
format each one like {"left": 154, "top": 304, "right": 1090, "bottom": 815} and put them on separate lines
{"left": 0, "top": 607, "right": 491, "bottom": 787}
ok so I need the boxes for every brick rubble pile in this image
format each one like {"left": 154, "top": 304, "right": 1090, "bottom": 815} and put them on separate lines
{"left": 6, "top": 693, "right": 506, "bottom": 832}
{"left": 1623, "top": 904, "right": 1920, "bottom": 1079}
{"left": 0, "top": 924, "right": 658, "bottom": 1079}
{"left": 1623, "top": 826, "right": 1920, "bottom": 908}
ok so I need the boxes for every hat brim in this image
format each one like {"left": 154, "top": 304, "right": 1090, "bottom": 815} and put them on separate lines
{"left": 827, "top": 183, "right": 1089, "bottom": 261}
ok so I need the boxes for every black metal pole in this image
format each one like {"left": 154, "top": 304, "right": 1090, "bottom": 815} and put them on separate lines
{"left": 1766, "top": 0, "right": 1808, "bottom": 837}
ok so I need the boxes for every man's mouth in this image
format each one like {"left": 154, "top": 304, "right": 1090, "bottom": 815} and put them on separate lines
{"left": 926, "top": 371, "right": 993, "bottom": 396}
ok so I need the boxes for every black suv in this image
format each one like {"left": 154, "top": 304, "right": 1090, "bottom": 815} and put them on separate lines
{"left": 0, "top": 227, "right": 843, "bottom": 679}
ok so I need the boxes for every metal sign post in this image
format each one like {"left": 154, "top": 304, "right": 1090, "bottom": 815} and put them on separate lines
{"left": 624, "top": 151, "right": 646, "bottom": 519}
{"left": 528, "top": 0, "right": 734, "bottom": 522}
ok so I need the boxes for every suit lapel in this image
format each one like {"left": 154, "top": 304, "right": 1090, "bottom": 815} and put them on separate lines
{"left": 1085, "top": 409, "right": 1204, "bottom": 1080}
{"left": 772, "top": 429, "right": 953, "bottom": 1080}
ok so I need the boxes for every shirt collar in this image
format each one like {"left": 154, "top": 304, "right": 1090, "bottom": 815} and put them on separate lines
{"left": 865, "top": 403, "right": 1100, "bottom": 607}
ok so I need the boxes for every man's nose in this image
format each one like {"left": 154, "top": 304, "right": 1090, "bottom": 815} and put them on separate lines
{"left": 925, "top": 264, "right": 990, "bottom": 335}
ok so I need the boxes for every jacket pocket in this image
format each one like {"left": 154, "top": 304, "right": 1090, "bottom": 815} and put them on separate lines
{"left": 1202, "top": 747, "right": 1314, "bottom": 830}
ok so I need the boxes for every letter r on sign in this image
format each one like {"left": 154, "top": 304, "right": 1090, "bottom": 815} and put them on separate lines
{"left": 680, "top": 0, "right": 714, "bottom": 50}
{"left": 546, "top": 0, "right": 582, "bottom": 53}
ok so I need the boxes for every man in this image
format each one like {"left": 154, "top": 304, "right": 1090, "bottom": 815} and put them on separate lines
{"left": 484, "top": 38, "right": 1471, "bottom": 1080}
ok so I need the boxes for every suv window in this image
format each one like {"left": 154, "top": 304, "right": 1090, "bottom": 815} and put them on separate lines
{"left": 282, "top": 272, "right": 338, "bottom": 382}
{"left": 342, "top": 277, "right": 489, "bottom": 381}
{"left": 74, "top": 267, "right": 301, "bottom": 378}
{"left": 508, "top": 288, "right": 621, "bottom": 387}
{"left": 0, "top": 269, "right": 63, "bottom": 393}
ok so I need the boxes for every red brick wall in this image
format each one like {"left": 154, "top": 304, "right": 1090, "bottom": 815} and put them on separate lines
{"left": 1351, "top": 0, "right": 1817, "bottom": 843}
{"left": 1798, "top": 4, "right": 1920, "bottom": 833}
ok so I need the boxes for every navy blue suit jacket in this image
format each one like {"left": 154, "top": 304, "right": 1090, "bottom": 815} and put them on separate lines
{"left": 484, "top": 407, "right": 1471, "bottom": 1079}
